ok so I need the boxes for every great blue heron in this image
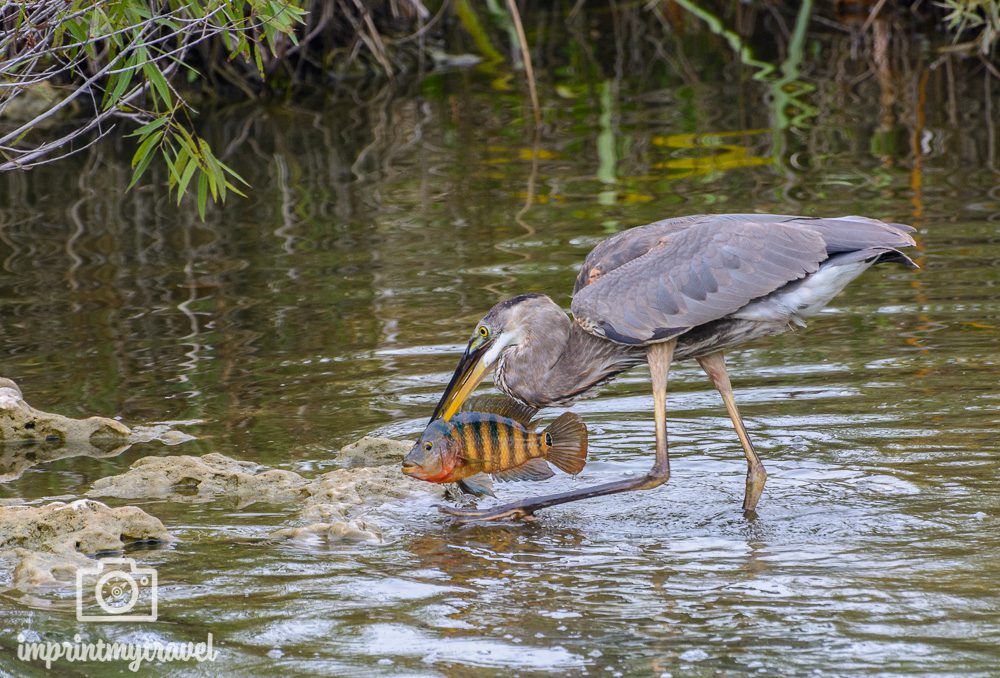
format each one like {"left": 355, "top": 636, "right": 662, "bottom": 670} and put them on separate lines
{"left": 427, "top": 214, "right": 917, "bottom": 521}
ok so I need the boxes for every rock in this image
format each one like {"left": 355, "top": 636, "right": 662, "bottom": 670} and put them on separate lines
{"left": 86, "top": 440, "right": 447, "bottom": 547}
{"left": 127, "top": 423, "right": 197, "bottom": 446}
{"left": 271, "top": 519, "right": 382, "bottom": 544}
{"left": 12, "top": 549, "right": 92, "bottom": 588}
{"left": 0, "top": 378, "right": 196, "bottom": 483}
{"left": 0, "top": 499, "right": 168, "bottom": 553}
{"left": 300, "top": 465, "right": 437, "bottom": 522}
{"left": 0, "top": 499, "right": 171, "bottom": 588}
{"left": 336, "top": 436, "right": 412, "bottom": 467}
{"left": 0, "top": 436, "right": 450, "bottom": 587}
{"left": 89, "top": 447, "right": 444, "bottom": 514}
{"left": 88, "top": 453, "right": 307, "bottom": 507}
{"left": 0, "top": 377, "right": 131, "bottom": 444}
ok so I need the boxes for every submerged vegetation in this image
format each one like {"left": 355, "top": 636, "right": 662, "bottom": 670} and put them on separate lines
{"left": 1, "top": 1, "right": 997, "bottom": 217}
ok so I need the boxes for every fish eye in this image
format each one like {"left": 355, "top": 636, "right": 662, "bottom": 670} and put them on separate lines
{"left": 478, "top": 326, "right": 489, "bottom": 338}
{"left": 424, "top": 441, "right": 433, "bottom": 451}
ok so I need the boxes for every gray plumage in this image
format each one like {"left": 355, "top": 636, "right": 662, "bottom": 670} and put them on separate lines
{"left": 571, "top": 214, "right": 916, "bottom": 347}
{"left": 572, "top": 213, "right": 914, "bottom": 292}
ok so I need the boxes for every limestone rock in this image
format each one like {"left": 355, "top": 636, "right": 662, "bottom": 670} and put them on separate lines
{"left": 12, "top": 548, "right": 92, "bottom": 588}
{"left": 300, "top": 465, "right": 439, "bottom": 521}
{"left": 88, "top": 453, "right": 307, "bottom": 506}
{"left": 127, "top": 423, "right": 197, "bottom": 446}
{"left": 0, "top": 378, "right": 197, "bottom": 483}
{"left": 271, "top": 519, "right": 382, "bottom": 544}
{"left": 89, "top": 446, "right": 444, "bottom": 513}
{"left": 0, "top": 378, "right": 132, "bottom": 444}
{"left": 0, "top": 499, "right": 171, "bottom": 588}
{"left": 87, "top": 440, "right": 446, "bottom": 551}
{"left": 336, "top": 436, "right": 412, "bottom": 467}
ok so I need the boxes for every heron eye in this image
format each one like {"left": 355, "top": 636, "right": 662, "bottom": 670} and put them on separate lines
{"left": 478, "top": 326, "right": 489, "bottom": 338}
{"left": 424, "top": 441, "right": 433, "bottom": 451}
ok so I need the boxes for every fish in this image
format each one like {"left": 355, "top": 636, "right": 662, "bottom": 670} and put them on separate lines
{"left": 402, "top": 395, "right": 588, "bottom": 486}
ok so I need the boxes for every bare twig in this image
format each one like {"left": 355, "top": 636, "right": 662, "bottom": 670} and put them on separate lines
{"left": 505, "top": 0, "right": 542, "bottom": 129}
{"left": 862, "top": 0, "right": 890, "bottom": 33}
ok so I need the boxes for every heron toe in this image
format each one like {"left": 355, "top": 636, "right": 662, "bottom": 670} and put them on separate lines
{"left": 742, "top": 462, "right": 767, "bottom": 515}
{"left": 440, "top": 503, "right": 533, "bottom": 522}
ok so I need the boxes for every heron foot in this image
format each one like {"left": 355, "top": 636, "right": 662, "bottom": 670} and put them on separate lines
{"left": 439, "top": 503, "right": 534, "bottom": 522}
{"left": 742, "top": 462, "right": 767, "bottom": 514}
{"left": 438, "top": 473, "right": 669, "bottom": 524}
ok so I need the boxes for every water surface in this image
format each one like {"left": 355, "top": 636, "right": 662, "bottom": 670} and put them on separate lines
{"left": 1, "top": 9, "right": 999, "bottom": 676}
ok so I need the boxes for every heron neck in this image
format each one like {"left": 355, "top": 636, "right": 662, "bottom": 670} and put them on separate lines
{"left": 500, "top": 322, "right": 642, "bottom": 408}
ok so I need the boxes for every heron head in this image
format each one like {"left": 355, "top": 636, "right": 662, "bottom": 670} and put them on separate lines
{"left": 430, "top": 293, "right": 558, "bottom": 421}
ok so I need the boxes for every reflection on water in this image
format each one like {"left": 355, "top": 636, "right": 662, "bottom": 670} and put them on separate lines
{"left": 1, "top": 6, "right": 999, "bottom": 675}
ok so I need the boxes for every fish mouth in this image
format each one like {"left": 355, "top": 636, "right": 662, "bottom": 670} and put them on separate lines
{"left": 430, "top": 339, "right": 492, "bottom": 422}
{"left": 401, "top": 459, "right": 454, "bottom": 483}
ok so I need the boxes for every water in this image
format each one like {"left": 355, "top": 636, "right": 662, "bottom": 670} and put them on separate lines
{"left": 1, "top": 8, "right": 999, "bottom": 676}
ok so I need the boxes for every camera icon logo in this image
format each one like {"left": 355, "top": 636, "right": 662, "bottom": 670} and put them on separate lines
{"left": 76, "top": 557, "right": 158, "bottom": 623}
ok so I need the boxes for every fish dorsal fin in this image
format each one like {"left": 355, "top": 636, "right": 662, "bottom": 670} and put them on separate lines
{"left": 462, "top": 395, "right": 538, "bottom": 427}
{"left": 492, "top": 458, "right": 554, "bottom": 483}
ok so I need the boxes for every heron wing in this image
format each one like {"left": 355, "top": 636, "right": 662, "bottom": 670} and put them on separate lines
{"left": 572, "top": 214, "right": 915, "bottom": 294}
{"left": 573, "top": 214, "right": 705, "bottom": 293}
{"left": 570, "top": 219, "right": 829, "bottom": 345}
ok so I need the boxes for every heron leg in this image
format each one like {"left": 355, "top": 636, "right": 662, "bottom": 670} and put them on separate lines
{"left": 440, "top": 339, "right": 676, "bottom": 522}
{"left": 696, "top": 351, "right": 767, "bottom": 516}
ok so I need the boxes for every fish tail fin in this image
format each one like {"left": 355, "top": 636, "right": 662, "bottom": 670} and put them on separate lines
{"left": 543, "top": 412, "right": 588, "bottom": 475}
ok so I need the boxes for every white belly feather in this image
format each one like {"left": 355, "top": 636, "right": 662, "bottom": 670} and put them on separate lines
{"left": 733, "top": 259, "right": 875, "bottom": 324}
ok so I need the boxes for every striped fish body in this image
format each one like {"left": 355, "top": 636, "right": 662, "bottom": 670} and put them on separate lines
{"left": 403, "top": 395, "right": 588, "bottom": 486}
{"left": 449, "top": 412, "right": 547, "bottom": 474}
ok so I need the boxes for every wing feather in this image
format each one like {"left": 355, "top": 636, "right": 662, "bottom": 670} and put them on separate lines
{"left": 570, "top": 220, "right": 828, "bottom": 345}
{"left": 573, "top": 213, "right": 915, "bottom": 294}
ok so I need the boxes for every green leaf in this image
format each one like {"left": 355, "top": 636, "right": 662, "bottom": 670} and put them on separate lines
{"left": 143, "top": 62, "right": 172, "bottom": 108}
{"left": 173, "top": 126, "right": 201, "bottom": 159}
{"left": 127, "top": 116, "right": 169, "bottom": 138}
{"left": 167, "top": 145, "right": 188, "bottom": 188}
{"left": 176, "top": 158, "right": 199, "bottom": 204}
{"left": 105, "top": 68, "right": 134, "bottom": 109}
{"left": 199, "top": 139, "right": 224, "bottom": 201}
{"left": 216, "top": 158, "right": 249, "bottom": 186}
{"left": 254, "top": 44, "right": 264, "bottom": 76}
{"left": 130, "top": 129, "right": 163, "bottom": 169}
{"left": 197, "top": 172, "right": 209, "bottom": 221}
{"left": 127, "top": 148, "right": 156, "bottom": 191}
{"left": 224, "top": 180, "right": 248, "bottom": 198}
{"left": 65, "top": 19, "right": 89, "bottom": 47}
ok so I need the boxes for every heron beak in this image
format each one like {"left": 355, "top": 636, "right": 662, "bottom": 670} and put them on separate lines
{"left": 430, "top": 339, "right": 492, "bottom": 422}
